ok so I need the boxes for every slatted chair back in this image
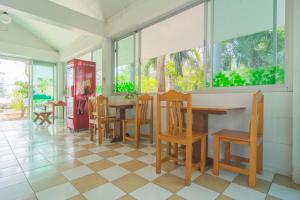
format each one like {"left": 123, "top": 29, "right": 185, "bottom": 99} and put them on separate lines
{"left": 157, "top": 90, "right": 192, "bottom": 139}
{"left": 88, "top": 96, "right": 96, "bottom": 120}
{"left": 136, "top": 94, "right": 153, "bottom": 124}
{"left": 249, "top": 90, "right": 264, "bottom": 143}
{"left": 96, "top": 95, "right": 109, "bottom": 121}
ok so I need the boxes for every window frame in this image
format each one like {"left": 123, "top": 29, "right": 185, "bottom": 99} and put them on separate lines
{"left": 112, "top": 0, "right": 291, "bottom": 95}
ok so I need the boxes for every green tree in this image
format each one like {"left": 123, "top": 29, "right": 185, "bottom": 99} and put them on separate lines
{"left": 37, "top": 78, "right": 49, "bottom": 93}
{"left": 10, "top": 81, "right": 29, "bottom": 117}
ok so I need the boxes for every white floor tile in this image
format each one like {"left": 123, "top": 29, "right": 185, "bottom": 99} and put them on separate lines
{"left": 139, "top": 147, "right": 156, "bottom": 154}
{"left": 88, "top": 146, "right": 110, "bottom": 153}
{"left": 206, "top": 168, "right": 238, "bottom": 181}
{"left": 36, "top": 182, "right": 79, "bottom": 200}
{"left": 77, "top": 154, "right": 103, "bottom": 164}
{"left": 269, "top": 183, "right": 300, "bottom": 200}
{"left": 108, "top": 155, "right": 133, "bottom": 164}
{"left": 114, "top": 146, "right": 135, "bottom": 154}
{"left": 134, "top": 166, "right": 165, "bottom": 181}
{"left": 177, "top": 183, "right": 219, "bottom": 200}
{"left": 257, "top": 170, "right": 275, "bottom": 182}
{"left": 83, "top": 183, "right": 126, "bottom": 200}
{"left": 137, "top": 154, "right": 156, "bottom": 164}
{"left": 223, "top": 183, "right": 266, "bottom": 200}
{"left": 170, "top": 166, "right": 201, "bottom": 181}
{"left": 65, "top": 146, "right": 85, "bottom": 153}
{"left": 0, "top": 181, "right": 34, "bottom": 200}
{"left": 0, "top": 173, "right": 27, "bottom": 189}
{"left": 75, "top": 141, "right": 93, "bottom": 146}
{"left": 98, "top": 166, "right": 129, "bottom": 181}
{"left": 62, "top": 166, "right": 94, "bottom": 180}
{"left": 130, "top": 183, "right": 172, "bottom": 200}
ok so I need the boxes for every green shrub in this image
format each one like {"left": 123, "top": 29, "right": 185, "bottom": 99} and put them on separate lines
{"left": 113, "top": 82, "right": 135, "bottom": 93}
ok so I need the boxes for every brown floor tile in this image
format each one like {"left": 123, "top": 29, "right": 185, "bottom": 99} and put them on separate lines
{"left": 118, "top": 194, "right": 136, "bottom": 200}
{"left": 71, "top": 150, "right": 93, "bottom": 158}
{"left": 153, "top": 174, "right": 185, "bottom": 193}
{"left": 233, "top": 174, "right": 271, "bottom": 193}
{"left": 125, "top": 150, "right": 147, "bottom": 159}
{"left": 194, "top": 174, "right": 230, "bottom": 193}
{"left": 29, "top": 173, "right": 68, "bottom": 192}
{"left": 265, "top": 195, "right": 282, "bottom": 200}
{"left": 98, "top": 150, "right": 120, "bottom": 158}
{"left": 161, "top": 161, "right": 179, "bottom": 172}
{"left": 112, "top": 173, "right": 148, "bottom": 193}
{"left": 53, "top": 159, "right": 82, "bottom": 171}
{"left": 71, "top": 173, "right": 107, "bottom": 193}
{"left": 216, "top": 194, "right": 234, "bottom": 200}
{"left": 87, "top": 159, "right": 115, "bottom": 171}
{"left": 105, "top": 143, "right": 123, "bottom": 149}
{"left": 82, "top": 143, "right": 99, "bottom": 149}
{"left": 167, "top": 194, "right": 185, "bottom": 200}
{"left": 68, "top": 194, "right": 87, "bottom": 200}
{"left": 273, "top": 174, "right": 300, "bottom": 190}
{"left": 120, "top": 160, "right": 147, "bottom": 172}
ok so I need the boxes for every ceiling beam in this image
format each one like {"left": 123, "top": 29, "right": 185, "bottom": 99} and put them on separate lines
{"left": 0, "top": 0, "right": 106, "bottom": 36}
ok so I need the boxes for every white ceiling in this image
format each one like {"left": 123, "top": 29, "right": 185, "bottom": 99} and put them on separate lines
{"left": 12, "top": 14, "right": 82, "bottom": 50}
{"left": 48, "top": 0, "right": 137, "bottom": 21}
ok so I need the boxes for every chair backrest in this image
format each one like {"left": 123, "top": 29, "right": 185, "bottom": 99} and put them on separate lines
{"left": 88, "top": 96, "right": 96, "bottom": 120}
{"left": 96, "top": 95, "right": 109, "bottom": 120}
{"left": 249, "top": 91, "right": 264, "bottom": 142}
{"left": 157, "top": 90, "right": 192, "bottom": 139}
{"left": 136, "top": 94, "right": 153, "bottom": 124}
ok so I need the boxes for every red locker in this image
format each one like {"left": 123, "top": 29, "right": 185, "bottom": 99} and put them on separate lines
{"left": 66, "top": 59, "right": 96, "bottom": 131}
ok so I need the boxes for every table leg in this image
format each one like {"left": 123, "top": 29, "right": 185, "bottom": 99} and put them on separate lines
{"left": 52, "top": 105, "right": 55, "bottom": 124}
{"left": 191, "top": 112, "right": 210, "bottom": 164}
{"left": 110, "top": 108, "right": 125, "bottom": 143}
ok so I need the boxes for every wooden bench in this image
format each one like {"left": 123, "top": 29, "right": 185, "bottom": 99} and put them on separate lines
{"left": 33, "top": 111, "right": 52, "bottom": 125}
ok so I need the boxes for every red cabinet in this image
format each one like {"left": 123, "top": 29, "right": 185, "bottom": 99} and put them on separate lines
{"left": 66, "top": 59, "right": 96, "bottom": 131}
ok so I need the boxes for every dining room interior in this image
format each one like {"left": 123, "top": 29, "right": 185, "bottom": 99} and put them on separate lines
{"left": 0, "top": 0, "right": 299, "bottom": 199}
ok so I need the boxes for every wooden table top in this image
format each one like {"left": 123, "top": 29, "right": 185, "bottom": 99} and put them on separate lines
{"left": 163, "top": 106, "right": 246, "bottom": 114}
{"left": 109, "top": 102, "right": 135, "bottom": 108}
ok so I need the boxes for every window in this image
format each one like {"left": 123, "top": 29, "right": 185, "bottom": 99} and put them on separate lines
{"left": 92, "top": 48, "right": 103, "bottom": 94}
{"left": 212, "top": 0, "right": 285, "bottom": 87}
{"left": 140, "top": 4, "right": 205, "bottom": 93}
{"left": 113, "top": 0, "right": 286, "bottom": 93}
{"left": 113, "top": 34, "right": 136, "bottom": 93}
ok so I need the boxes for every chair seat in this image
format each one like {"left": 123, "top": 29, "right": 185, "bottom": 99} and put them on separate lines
{"left": 213, "top": 129, "right": 250, "bottom": 142}
{"left": 159, "top": 131, "right": 207, "bottom": 144}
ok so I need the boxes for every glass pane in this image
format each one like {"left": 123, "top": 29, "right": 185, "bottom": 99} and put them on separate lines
{"left": 212, "top": 0, "right": 285, "bottom": 87}
{"left": 0, "top": 58, "right": 29, "bottom": 120}
{"left": 141, "top": 4, "right": 205, "bottom": 93}
{"left": 32, "top": 61, "right": 56, "bottom": 112}
{"left": 92, "top": 48, "right": 102, "bottom": 94}
{"left": 114, "top": 35, "right": 136, "bottom": 93}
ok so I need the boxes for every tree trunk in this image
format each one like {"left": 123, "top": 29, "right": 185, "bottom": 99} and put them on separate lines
{"left": 157, "top": 56, "right": 166, "bottom": 92}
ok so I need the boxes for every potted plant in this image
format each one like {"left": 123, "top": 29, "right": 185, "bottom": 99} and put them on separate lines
{"left": 124, "top": 90, "right": 138, "bottom": 103}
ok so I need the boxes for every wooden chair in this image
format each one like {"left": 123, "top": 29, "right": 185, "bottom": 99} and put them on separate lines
{"left": 87, "top": 95, "right": 118, "bottom": 144}
{"left": 122, "top": 94, "right": 153, "bottom": 148}
{"left": 213, "top": 91, "right": 264, "bottom": 187}
{"left": 156, "top": 90, "right": 207, "bottom": 185}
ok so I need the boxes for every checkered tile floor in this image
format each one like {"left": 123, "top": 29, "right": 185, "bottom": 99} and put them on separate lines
{"left": 0, "top": 120, "right": 299, "bottom": 200}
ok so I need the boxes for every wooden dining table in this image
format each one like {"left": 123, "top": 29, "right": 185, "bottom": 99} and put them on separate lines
{"left": 184, "top": 106, "right": 246, "bottom": 163}
{"left": 109, "top": 102, "right": 135, "bottom": 142}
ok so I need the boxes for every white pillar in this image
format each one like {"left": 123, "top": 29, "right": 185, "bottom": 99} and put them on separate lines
{"left": 291, "top": 0, "right": 300, "bottom": 184}
{"left": 101, "top": 38, "right": 113, "bottom": 97}
{"left": 56, "top": 62, "right": 65, "bottom": 118}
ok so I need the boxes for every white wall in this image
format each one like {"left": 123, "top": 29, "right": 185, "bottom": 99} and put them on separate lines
{"left": 291, "top": 0, "right": 300, "bottom": 183}
{"left": 0, "top": 21, "right": 59, "bottom": 62}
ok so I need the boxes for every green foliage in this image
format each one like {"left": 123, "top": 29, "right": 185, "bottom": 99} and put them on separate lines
{"left": 96, "top": 85, "right": 102, "bottom": 94}
{"left": 141, "top": 75, "right": 157, "bottom": 93}
{"left": 10, "top": 81, "right": 29, "bottom": 116}
{"left": 213, "top": 65, "right": 284, "bottom": 87}
{"left": 37, "top": 78, "right": 49, "bottom": 93}
{"left": 113, "top": 82, "right": 135, "bottom": 93}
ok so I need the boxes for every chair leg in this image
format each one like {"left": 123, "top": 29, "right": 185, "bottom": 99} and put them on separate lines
{"left": 166, "top": 142, "right": 171, "bottom": 157}
{"left": 122, "top": 121, "right": 126, "bottom": 144}
{"left": 113, "top": 121, "right": 117, "bottom": 139}
{"left": 135, "top": 125, "right": 139, "bottom": 148}
{"left": 149, "top": 122, "right": 153, "bottom": 144}
{"left": 156, "top": 138, "right": 162, "bottom": 174}
{"left": 98, "top": 124, "right": 102, "bottom": 144}
{"left": 89, "top": 124, "right": 93, "bottom": 141}
{"left": 173, "top": 143, "right": 178, "bottom": 160}
{"left": 185, "top": 143, "right": 192, "bottom": 186}
{"left": 200, "top": 136, "right": 206, "bottom": 173}
{"left": 105, "top": 123, "right": 109, "bottom": 138}
{"left": 213, "top": 136, "right": 220, "bottom": 176}
{"left": 257, "top": 142, "right": 263, "bottom": 174}
{"left": 249, "top": 143, "right": 257, "bottom": 187}
{"left": 224, "top": 142, "right": 231, "bottom": 164}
